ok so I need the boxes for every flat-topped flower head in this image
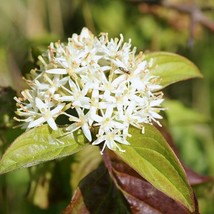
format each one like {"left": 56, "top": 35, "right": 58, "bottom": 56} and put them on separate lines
{"left": 14, "top": 27, "right": 164, "bottom": 154}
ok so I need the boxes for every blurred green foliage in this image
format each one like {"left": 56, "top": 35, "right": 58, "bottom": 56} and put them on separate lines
{"left": 0, "top": 0, "right": 214, "bottom": 213}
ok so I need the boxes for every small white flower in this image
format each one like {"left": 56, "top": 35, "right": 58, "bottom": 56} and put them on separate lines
{"left": 28, "top": 97, "right": 64, "bottom": 130}
{"left": 92, "top": 130, "right": 130, "bottom": 155}
{"left": 66, "top": 107, "right": 92, "bottom": 141}
{"left": 93, "top": 107, "right": 123, "bottom": 134}
{"left": 59, "top": 79, "right": 91, "bottom": 109}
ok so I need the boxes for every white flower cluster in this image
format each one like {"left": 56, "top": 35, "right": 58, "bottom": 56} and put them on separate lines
{"left": 14, "top": 27, "right": 164, "bottom": 154}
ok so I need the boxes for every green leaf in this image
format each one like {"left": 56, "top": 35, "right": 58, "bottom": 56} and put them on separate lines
{"left": 114, "top": 124, "right": 195, "bottom": 212}
{"left": 145, "top": 52, "right": 202, "bottom": 88}
{"left": 0, "top": 125, "right": 88, "bottom": 174}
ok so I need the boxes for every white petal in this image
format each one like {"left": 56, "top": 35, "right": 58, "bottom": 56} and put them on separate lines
{"left": 80, "top": 27, "right": 91, "bottom": 39}
{"left": 60, "top": 77, "right": 70, "bottom": 85}
{"left": 47, "top": 118, "right": 58, "bottom": 130}
{"left": 68, "top": 115, "right": 79, "bottom": 123}
{"left": 134, "top": 61, "right": 147, "bottom": 74}
{"left": 66, "top": 123, "right": 80, "bottom": 132}
{"left": 106, "top": 139, "right": 115, "bottom": 150}
{"left": 150, "top": 111, "right": 162, "bottom": 119}
{"left": 35, "top": 97, "right": 46, "bottom": 112}
{"left": 28, "top": 117, "right": 45, "bottom": 128}
{"left": 91, "top": 88, "right": 99, "bottom": 98}
{"left": 46, "top": 68, "right": 67, "bottom": 74}
{"left": 100, "top": 66, "right": 111, "bottom": 72}
{"left": 51, "top": 103, "right": 65, "bottom": 115}
{"left": 112, "top": 75, "right": 126, "bottom": 87}
{"left": 114, "top": 136, "right": 130, "bottom": 145}
{"left": 93, "top": 114, "right": 102, "bottom": 123}
{"left": 69, "top": 79, "right": 78, "bottom": 89}
{"left": 105, "top": 106, "right": 113, "bottom": 118}
{"left": 57, "top": 96, "right": 74, "bottom": 102}
{"left": 82, "top": 123, "right": 92, "bottom": 141}
{"left": 92, "top": 136, "right": 105, "bottom": 145}
{"left": 112, "top": 59, "right": 126, "bottom": 68}
{"left": 99, "top": 102, "right": 110, "bottom": 109}
{"left": 75, "top": 107, "right": 84, "bottom": 117}
{"left": 150, "top": 99, "right": 164, "bottom": 106}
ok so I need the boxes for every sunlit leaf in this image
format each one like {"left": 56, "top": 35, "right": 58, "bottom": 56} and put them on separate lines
{"left": 114, "top": 124, "right": 196, "bottom": 212}
{"left": 145, "top": 52, "right": 202, "bottom": 89}
{"left": 0, "top": 125, "right": 88, "bottom": 174}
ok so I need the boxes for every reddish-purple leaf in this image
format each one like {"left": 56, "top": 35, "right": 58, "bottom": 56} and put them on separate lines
{"left": 63, "top": 165, "right": 130, "bottom": 214}
{"left": 63, "top": 188, "right": 90, "bottom": 214}
{"left": 184, "top": 166, "right": 213, "bottom": 186}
